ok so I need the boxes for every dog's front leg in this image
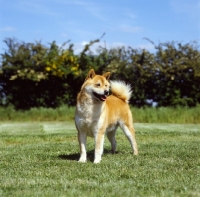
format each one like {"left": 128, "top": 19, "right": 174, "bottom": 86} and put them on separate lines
{"left": 78, "top": 131, "right": 87, "bottom": 162}
{"left": 94, "top": 133, "right": 105, "bottom": 163}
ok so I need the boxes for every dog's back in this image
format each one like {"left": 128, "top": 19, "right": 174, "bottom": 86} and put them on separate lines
{"left": 104, "top": 81, "right": 134, "bottom": 134}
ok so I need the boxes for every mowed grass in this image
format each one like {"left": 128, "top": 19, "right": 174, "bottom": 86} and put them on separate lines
{"left": 0, "top": 122, "right": 200, "bottom": 197}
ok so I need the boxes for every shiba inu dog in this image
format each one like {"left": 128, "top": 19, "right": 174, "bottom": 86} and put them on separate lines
{"left": 75, "top": 69, "right": 138, "bottom": 163}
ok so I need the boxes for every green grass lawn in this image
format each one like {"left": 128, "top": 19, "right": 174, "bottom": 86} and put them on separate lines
{"left": 0, "top": 122, "right": 200, "bottom": 197}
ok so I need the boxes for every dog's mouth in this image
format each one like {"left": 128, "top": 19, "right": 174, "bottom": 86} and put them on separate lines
{"left": 93, "top": 92, "right": 108, "bottom": 101}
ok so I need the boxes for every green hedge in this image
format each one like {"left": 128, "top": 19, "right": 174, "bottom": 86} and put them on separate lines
{"left": 0, "top": 38, "right": 200, "bottom": 109}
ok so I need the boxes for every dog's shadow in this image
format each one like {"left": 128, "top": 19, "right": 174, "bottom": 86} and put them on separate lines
{"left": 58, "top": 149, "right": 118, "bottom": 162}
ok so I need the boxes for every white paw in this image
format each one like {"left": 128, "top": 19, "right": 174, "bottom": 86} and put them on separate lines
{"left": 94, "top": 158, "right": 101, "bottom": 164}
{"left": 78, "top": 157, "right": 87, "bottom": 163}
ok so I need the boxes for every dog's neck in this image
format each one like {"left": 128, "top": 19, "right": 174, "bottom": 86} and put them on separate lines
{"left": 77, "top": 90, "right": 105, "bottom": 118}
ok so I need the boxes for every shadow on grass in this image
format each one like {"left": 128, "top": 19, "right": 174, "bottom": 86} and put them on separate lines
{"left": 58, "top": 149, "right": 119, "bottom": 162}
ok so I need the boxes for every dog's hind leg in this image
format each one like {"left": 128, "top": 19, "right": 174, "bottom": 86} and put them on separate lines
{"left": 107, "top": 129, "right": 117, "bottom": 154}
{"left": 78, "top": 131, "right": 87, "bottom": 162}
{"left": 119, "top": 122, "right": 138, "bottom": 155}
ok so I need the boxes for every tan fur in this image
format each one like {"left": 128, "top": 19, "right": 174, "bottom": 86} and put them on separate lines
{"left": 75, "top": 69, "right": 138, "bottom": 163}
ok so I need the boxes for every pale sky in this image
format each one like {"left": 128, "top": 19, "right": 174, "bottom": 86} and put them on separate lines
{"left": 0, "top": 0, "right": 200, "bottom": 53}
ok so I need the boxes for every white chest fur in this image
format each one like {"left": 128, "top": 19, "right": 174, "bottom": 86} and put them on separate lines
{"left": 75, "top": 99, "right": 105, "bottom": 137}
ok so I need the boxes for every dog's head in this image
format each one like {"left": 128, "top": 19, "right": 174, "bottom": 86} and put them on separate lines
{"left": 83, "top": 69, "right": 111, "bottom": 102}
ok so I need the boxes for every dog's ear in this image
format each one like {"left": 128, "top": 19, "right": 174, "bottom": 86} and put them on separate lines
{"left": 85, "top": 69, "right": 96, "bottom": 81}
{"left": 102, "top": 72, "right": 111, "bottom": 80}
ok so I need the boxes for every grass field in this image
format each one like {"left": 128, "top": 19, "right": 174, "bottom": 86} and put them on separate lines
{"left": 0, "top": 121, "right": 200, "bottom": 197}
{"left": 1, "top": 105, "right": 200, "bottom": 123}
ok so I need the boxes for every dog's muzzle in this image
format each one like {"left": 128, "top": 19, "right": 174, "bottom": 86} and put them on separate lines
{"left": 93, "top": 90, "right": 109, "bottom": 101}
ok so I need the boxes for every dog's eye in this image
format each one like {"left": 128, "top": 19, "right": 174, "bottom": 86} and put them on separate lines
{"left": 96, "top": 83, "right": 100, "bottom": 87}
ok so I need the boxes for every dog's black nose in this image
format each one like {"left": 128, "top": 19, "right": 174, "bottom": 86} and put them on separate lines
{"left": 104, "top": 90, "right": 109, "bottom": 96}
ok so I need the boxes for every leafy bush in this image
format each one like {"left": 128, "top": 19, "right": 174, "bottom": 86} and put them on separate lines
{"left": 0, "top": 38, "right": 200, "bottom": 109}
{"left": 152, "top": 41, "right": 200, "bottom": 107}
{"left": 94, "top": 41, "right": 200, "bottom": 107}
{"left": 0, "top": 38, "right": 80, "bottom": 109}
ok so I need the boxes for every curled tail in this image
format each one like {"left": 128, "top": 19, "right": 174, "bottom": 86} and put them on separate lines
{"left": 110, "top": 80, "right": 132, "bottom": 103}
